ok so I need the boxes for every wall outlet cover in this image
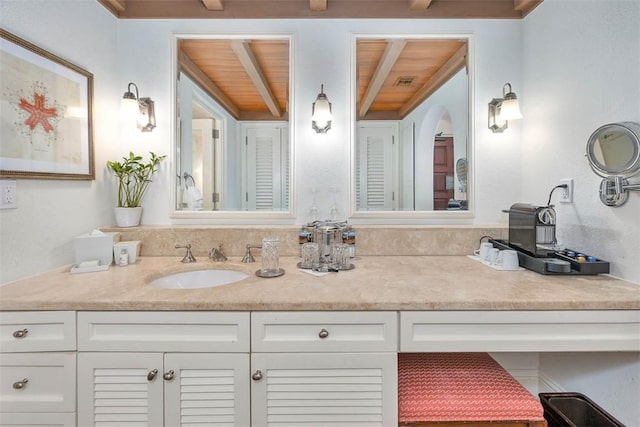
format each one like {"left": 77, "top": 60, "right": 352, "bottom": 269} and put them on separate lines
{"left": 1, "top": 180, "right": 17, "bottom": 209}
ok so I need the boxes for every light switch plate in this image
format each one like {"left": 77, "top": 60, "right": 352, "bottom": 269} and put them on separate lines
{"left": 1, "top": 180, "right": 17, "bottom": 209}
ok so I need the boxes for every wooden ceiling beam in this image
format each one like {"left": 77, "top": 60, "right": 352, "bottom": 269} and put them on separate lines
{"left": 399, "top": 43, "right": 467, "bottom": 118}
{"left": 178, "top": 50, "right": 241, "bottom": 120}
{"left": 514, "top": 0, "right": 543, "bottom": 17}
{"left": 201, "top": 0, "right": 224, "bottom": 11}
{"left": 230, "top": 40, "right": 282, "bottom": 118}
{"left": 97, "top": 0, "right": 125, "bottom": 16}
{"left": 100, "top": 0, "right": 543, "bottom": 19}
{"left": 409, "top": 0, "right": 433, "bottom": 11}
{"left": 310, "top": 0, "right": 327, "bottom": 11}
{"left": 359, "top": 39, "right": 407, "bottom": 118}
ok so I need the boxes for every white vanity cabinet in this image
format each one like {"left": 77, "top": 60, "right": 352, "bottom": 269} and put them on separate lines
{"left": 0, "top": 311, "right": 76, "bottom": 427}
{"left": 76, "top": 311, "right": 250, "bottom": 427}
{"left": 250, "top": 311, "right": 398, "bottom": 427}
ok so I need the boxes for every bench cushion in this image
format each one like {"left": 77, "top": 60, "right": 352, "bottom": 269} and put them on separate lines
{"left": 398, "top": 352, "right": 545, "bottom": 423}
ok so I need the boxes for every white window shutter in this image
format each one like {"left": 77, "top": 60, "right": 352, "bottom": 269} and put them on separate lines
{"left": 357, "top": 125, "right": 395, "bottom": 210}
{"left": 244, "top": 125, "right": 288, "bottom": 211}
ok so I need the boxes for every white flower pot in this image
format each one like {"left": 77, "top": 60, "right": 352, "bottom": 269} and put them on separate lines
{"left": 114, "top": 207, "right": 143, "bottom": 227}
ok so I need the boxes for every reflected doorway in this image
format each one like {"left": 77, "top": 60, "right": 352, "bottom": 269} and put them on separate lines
{"left": 433, "top": 136, "right": 454, "bottom": 210}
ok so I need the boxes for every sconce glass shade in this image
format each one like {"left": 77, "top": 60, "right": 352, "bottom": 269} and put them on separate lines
{"left": 499, "top": 95, "right": 523, "bottom": 121}
{"left": 488, "top": 82, "right": 522, "bottom": 133}
{"left": 312, "top": 84, "right": 332, "bottom": 133}
{"left": 121, "top": 82, "right": 156, "bottom": 132}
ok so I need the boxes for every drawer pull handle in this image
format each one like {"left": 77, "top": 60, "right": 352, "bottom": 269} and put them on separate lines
{"left": 252, "top": 370, "right": 263, "bottom": 381}
{"left": 12, "top": 329, "right": 28, "bottom": 339}
{"left": 163, "top": 370, "right": 175, "bottom": 381}
{"left": 318, "top": 328, "right": 329, "bottom": 339}
{"left": 12, "top": 378, "right": 28, "bottom": 390}
{"left": 147, "top": 369, "right": 158, "bottom": 382}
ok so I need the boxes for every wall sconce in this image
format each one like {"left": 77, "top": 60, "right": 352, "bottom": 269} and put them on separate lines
{"left": 312, "top": 84, "right": 332, "bottom": 133}
{"left": 121, "top": 82, "right": 156, "bottom": 132}
{"left": 488, "top": 82, "right": 523, "bottom": 133}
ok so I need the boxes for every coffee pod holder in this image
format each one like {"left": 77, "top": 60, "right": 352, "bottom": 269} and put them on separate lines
{"left": 489, "top": 239, "right": 609, "bottom": 276}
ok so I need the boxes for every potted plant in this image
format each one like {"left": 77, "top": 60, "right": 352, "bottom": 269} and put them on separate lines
{"left": 107, "top": 151, "right": 166, "bottom": 227}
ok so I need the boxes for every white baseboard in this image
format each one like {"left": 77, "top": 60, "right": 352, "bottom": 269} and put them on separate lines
{"left": 539, "top": 370, "right": 566, "bottom": 393}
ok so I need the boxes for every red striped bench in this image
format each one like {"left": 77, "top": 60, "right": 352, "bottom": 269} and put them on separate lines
{"left": 399, "top": 353, "right": 547, "bottom": 427}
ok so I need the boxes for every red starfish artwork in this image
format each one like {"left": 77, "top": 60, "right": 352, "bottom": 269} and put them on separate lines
{"left": 19, "top": 92, "right": 58, "bottom": 133}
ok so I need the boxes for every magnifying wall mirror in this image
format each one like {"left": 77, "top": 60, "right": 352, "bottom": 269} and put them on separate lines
{"left": 352, "top": 35, "right": 472, "bottom": 215}
{"left": 586, "top": 121, "right": 640, "bottom": 207}
{"left": 174, "top": 35, "right": 292, "bottom": 214}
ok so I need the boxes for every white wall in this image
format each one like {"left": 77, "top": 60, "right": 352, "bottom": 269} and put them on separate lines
{"left": 521, "top": 0, "right": 640, "bottom": 283}
{"left": 540, "top": 352, "right": 640, "bottom": 426}
{"left": 0, "top": 0, "right": 119, "bottom": 284}
{"left": 116, "top": 18, "right": 523, "bottom": 226}
{"left": 1, "top": 1, "right": 638, "bottom": 287}
{"left": 522, "top": 2, "right": 640, "bottom": 425}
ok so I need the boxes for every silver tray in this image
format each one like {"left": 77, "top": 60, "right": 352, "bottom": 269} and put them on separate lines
{"left": 255, "top": 268, "right": 285, "bottom": 278}
{"left": 297, "top": 262, "right": 355, "bottom": 271}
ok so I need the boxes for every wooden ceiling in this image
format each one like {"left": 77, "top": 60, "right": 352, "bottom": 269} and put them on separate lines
{"left": 356, "top": 38, "right": 467, "bottom": 120}
{"left": 99, "top": 0, "right": 543, "bottom": 19}
{"left": 103, "top": 0, "right": 542, "bottom": 121}
{"left": 179, "top": 39, "right": 290, "bottom": 121}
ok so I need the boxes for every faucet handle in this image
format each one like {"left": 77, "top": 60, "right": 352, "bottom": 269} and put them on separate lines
{"left": 175, "top": 243, "right": 196, "bottom": 263}
{"left": 209, "top": 244, "right": 227, "bottom": 262}
{"left": 241, "top": 243, "right": 258, "bottom": 263}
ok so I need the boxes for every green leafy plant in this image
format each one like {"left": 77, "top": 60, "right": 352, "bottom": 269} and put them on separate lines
{"left": 107, "top": 152, "right": 166, "bottom": 208}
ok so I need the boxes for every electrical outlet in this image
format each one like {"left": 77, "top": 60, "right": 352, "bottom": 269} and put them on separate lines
{"left": 1, "top": 180, "right": 17, "bottom": 209}
{"left": 559, "top": 178, "right": 574, "bottom": 203}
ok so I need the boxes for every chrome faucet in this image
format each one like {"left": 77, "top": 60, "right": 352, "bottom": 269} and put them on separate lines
{"left": 208, "top": 244, "right": 227, "bottom": 262}
{"left": 175, "top": 243, "right": 196, "bottom": 263}
{"left": 241, "top": 244, "right": 261, "bottom": 263}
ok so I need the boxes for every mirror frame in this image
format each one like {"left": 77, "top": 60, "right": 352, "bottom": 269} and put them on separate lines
{"left": 170, "top": 33, "right": 296, "bottom": 223}
{"left": 586, "top": 121, "right": 640, "bottom": 179}
{"left": 348, "top": 33, "right": 475, "bottom": 222}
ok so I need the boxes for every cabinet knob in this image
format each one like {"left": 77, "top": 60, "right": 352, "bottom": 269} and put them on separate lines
{"left": 12, "top": 378, "right": 28, "bottom": 390}
{"left": 252, "top": 370, "right": 263, "bottom": 381}
{"left": 147, "top": 369, "right": 158, "bottom": 382}
{"left": 163, "top": 370, "right": 175, "bottom": 381}
{"left": 12, "top": 329, "right": 28, "bottom": 339}
{"left": 318, "top": 328, "right": 329, "bottom": 339}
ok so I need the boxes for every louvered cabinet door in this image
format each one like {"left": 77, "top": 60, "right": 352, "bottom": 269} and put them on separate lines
{"left": 163, "top": 353, "right": 250, "bottom": 427}
{"left": 251, "top": 353, "right": 397, "bottom": 427}
{"left": 78, "top": 353, "right": 164, "bottom": 427}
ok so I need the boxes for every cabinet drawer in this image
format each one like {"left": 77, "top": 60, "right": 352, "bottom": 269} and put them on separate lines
{"left": 0, "top": 412, "right": 76, "bottom": 427}
{"left": 400, "top": 310, "right": 640, "bottom": 352}
{"left": 0, "top": 353, "right": 76, "bottom": 413}
{"left": 78, "top": 311, "right": 249, "bottom": 352}
{"left": 251, "top": 311, "right": 398, "bottom": 352}
{"left": 0, "top": 312, "right": 76, "bottom": 352}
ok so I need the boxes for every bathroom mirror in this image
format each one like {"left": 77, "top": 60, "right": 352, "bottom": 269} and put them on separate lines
{"left": 586, "top": 122, "right": 640, "bottom": 178}
{"left": 352, "top": 35, "right": 472, "bottom": 215}
{"left": 586, "top": 121, "right": 640, "bottom": 207}
{"left": 173, "top": 34, "right": 292, "bottom": 214}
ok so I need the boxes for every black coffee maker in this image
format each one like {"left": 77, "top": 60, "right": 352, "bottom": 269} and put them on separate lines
{"left": 506, "top": 203, "right": 557, "bottom": 257}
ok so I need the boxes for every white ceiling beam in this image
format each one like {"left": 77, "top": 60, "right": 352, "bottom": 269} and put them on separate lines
{"left": 230, "top": 40, "right": 282, "bottom": 118}
{"left": 359, "top": 39, "right": 407, "bottom": 118}
{"left": 409, "top": 0, "right": 433, "bottom": 10}
{"left": 201, "top": 0, "right": 224, "bottom": 11}
{"left": 310, "top": 0, "right": 328, "bottom": 11}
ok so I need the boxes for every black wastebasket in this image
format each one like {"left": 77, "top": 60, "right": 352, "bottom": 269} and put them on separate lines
{"left": 539, "top": 392, "right": 625, "bottom": 427}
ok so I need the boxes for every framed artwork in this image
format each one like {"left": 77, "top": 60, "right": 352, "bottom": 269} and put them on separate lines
{"left": 0, "top": 29, "right": 94, "bottom": 180}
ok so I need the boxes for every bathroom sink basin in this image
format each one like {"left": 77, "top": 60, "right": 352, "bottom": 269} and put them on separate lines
{"left": 149, "top": 269, "right": 249, "bottom": 289}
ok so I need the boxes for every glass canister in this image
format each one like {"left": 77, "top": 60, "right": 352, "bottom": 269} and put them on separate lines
{"left": 261, "top": 238, "right": 280, "bottom": 275}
